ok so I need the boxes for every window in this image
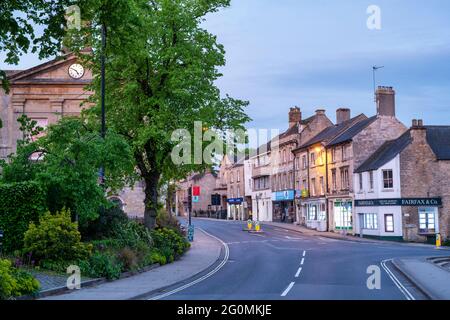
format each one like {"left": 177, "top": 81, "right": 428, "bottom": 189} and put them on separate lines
{"left": 230, "top": 172, "right": 234, "bottom": 183}
{"left": 331, "top": 169, "right": 337, "bottom": 191}
{"left": 340, "top": 167, "right": 349, "bottom": 190}
{"left": 419, "top": 207, "right": 437, "bottom": 233}
{"left": 363, "top": 213, "right": 378, "bottom": 230}
{"left": 230, "top": 186, "right": 234, "bottom": 198}
{"left": 384, "top": 214, "right": 394, "bottom": 232}
{"left": 383, "top": 170, "right": 393, "bottom": 189}
{"left": 302, "top": 179, "right": 307, "bottom": 190}
{"left": 331, "top": 148, "right": 336, "bottom": 162}
{"left": 320, "top": 177, "right": 324, "bottom": 195}
{"left": 310, "top": 153, "right": 316, "bottom": 166}
{"left": 311, "top": 178, "right": 316, "bottom": 196}
{"left": 237, "top": 186, "right": 241, "bottom": 198}
{"left": 342, "top": 145, "right": 347, "bottom": 160}
{"left": 302, "top": 155, "right": 307, "bottom": 169}
{"left": 369, "top": 171, "right": 374, "bottom": 191}
{"left": 237, "top": 170, "right": 240, "bottom": 182}
{"left": 358, "top": 173, "right": 363, "bottom": 191}
{"left": 307, "top": 204, "right": 317, "bottom": 220}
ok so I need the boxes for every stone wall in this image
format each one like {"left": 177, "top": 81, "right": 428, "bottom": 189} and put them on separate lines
{"left": 400, "top": 128, "right": 450, "bottom": 241}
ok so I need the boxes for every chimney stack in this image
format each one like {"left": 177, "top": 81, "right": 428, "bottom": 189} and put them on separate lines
{"left": 336, "top": 108, "right": 351, "bottom": 124}
{"left": 376, "top": 86, "right": 396, "bottom": 117}
{"left": 315, "top": 109, "right": 326, "bottom": 116}
{"left": 410, "top": 119, "right": 426, "bottom": 141}
{"left": 289, "top": 107, "right": 302, "bottom": 128}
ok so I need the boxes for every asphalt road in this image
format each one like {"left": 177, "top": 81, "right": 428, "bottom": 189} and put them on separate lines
{"left": 148, "top": 218, "right": 449, "bottom": 300}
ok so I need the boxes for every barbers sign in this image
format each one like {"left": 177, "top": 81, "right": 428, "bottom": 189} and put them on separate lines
{"left": 355, "top": 198, "right": 442, "bottom": 207}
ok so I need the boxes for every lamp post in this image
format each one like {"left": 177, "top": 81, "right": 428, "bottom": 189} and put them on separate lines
{"left": 99, "top": 23, "right": 107, "bottom": 185}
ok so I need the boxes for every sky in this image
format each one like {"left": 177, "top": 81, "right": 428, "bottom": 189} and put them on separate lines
{"left": 2, "top": 0, "right": 450, "bottom": 132}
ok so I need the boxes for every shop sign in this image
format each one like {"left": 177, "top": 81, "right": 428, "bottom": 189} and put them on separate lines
{"left": 355, "top": 198, "right": 442, "bottom": 207}
{"left": 273, "top": 190, "right": 295, "bottom": 201}
{"left": 227, "top": 197, "right": 244, "bottom": 205}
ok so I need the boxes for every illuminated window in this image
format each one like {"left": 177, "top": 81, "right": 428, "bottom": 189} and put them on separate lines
{"left": 363, "top": 213, "right": 378, "bottom": 230}
{"left": 419, "top": 207, "right": 437, "bottom": 233}
{"left": 384, "top": 214, "right": 394, "bottom": 232}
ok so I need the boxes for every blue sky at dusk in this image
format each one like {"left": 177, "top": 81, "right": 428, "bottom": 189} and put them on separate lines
{"left": 2, "top": 0, "right": 450, "bottom": 131}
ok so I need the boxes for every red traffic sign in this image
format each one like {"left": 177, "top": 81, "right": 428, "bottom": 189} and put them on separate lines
{"left": 192, "top": 186, "right": 201, "bottom": 196}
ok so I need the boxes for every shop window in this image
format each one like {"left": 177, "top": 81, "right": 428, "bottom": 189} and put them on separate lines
{"left": 419, "top": 207, "right": 437, "bottom": 234}
{"left": 307, "top": 204, "right": 317, "bottom": 220}
{"left": 334, "top": 201, "right": 352, "bottom": 230}
{"left": 363, "top": 213, "right": 378, "bottom": 230}
{"left": 384, "top": 214, "right": 394, "bottom": 232}
{"left": 382, "top": 170, "right": 393, "bottom": 189}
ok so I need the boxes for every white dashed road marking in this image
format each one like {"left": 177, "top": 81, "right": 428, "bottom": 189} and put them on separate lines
{"left": 281, "top": 282, "right": 295, "bottom": 297}
{"left": 295, "top": 267, "right": 302, "bottom": 278}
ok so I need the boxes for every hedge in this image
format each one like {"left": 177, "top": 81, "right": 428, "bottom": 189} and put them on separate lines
{"left": 0, "top": 181, "right": 47, "bottom": 252}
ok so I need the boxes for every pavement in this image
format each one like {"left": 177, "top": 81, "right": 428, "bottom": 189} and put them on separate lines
{"left": 392, "top": 257, "right": 450, "bottom": 300}
{"left": 42, "top": 227, "right": 223, "bottom": 300}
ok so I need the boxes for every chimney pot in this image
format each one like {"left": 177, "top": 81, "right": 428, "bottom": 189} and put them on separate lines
{"left": 412, "top": 119, "right": 418, "bottom": 127}
{"left": 418, "top": 119, "right": 423, "bottom": 127}
{"left": 336, "top": 108, "right": 351, "bottom": 124}
{"left": 376, "top": 86, "right": 396, "bottom": 117}
{"left": 315, "top": 109, "right": 326, "bottom": 115}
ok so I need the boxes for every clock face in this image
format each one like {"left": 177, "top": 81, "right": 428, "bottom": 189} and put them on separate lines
{"left": 68, "top": 63, "right": 84, "bottom": 79}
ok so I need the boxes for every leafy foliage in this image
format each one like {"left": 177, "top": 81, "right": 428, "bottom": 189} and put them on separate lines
{"left": 151, "top": 227, "right": 190, "bottom": 262}
{"left": 80, "top": 204, "right": 129, "bottom": 240}
{"left": 0, "top": 181, "right": 47, "bottom": 252}
{"left": 1, "top": 116, "right": 136, "bottom": 225}
{"left": 23, "top": 208, "right": 93, "bottom": 264}
{"left": 79, "top": 251, "right": 123, "bottom": 280}
{"left": 65, "top": 0, "right": 250, "bottom": 229}
{"left": 0, "top": 259, "right": 40, "bottom": 299}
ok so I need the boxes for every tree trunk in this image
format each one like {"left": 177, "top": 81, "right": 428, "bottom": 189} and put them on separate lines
{"left": 143, "top": 171, "right": 160, "bottom": 229}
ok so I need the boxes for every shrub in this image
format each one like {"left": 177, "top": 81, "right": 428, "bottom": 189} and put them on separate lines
{"left": 0, "top": 181, "right": 47, "bottom": 252}
{"left": 0, "top": 259, "right": 40, "bottom": 299}
{"left": 118, "top": 247, "right": 138, "bottom": 271}
{"left": 80, "top": 252, "right": 123, "bottom": 280}
{"left": 156, "top": 209, "right": 183, "bottom": 233}
{"left": 80, "top": 205, "right": 129, "bottom": 240}
{"left": 151, "top": 228, "right": 190, "bottom": 261}
{"left": 23, "top": 208, "right": 92, "bottom": 264}
{"left": 112, "top": 220, "right": 153, "bottom": 249}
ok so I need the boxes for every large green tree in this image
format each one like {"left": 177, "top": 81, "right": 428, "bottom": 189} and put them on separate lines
{"left": 67, "top": 0, "right": 250, "bottom": 229}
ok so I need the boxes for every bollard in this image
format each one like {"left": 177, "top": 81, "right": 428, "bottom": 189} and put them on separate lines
{"left": 255, "top": 221, "right": 261, "bottom": 232}
{"left": 436, "top": 233, "right": 442, "bottom": 248}
{"left": 247, "top": 220, "right": 253, "bottom": 231}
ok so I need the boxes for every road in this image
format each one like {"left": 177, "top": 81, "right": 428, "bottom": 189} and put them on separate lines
{"left": 146, "top": 218, "right": 449, "bottom": 300}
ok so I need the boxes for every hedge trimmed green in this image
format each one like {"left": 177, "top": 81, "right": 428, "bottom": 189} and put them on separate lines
{"left": 0, "top": 181, "right": 47, "bottom": 252}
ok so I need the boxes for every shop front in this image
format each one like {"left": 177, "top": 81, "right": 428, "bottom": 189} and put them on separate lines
{"left": 303, "top": 199, "right": 327, "bottom": 231}
{"left": 355, "top": 197, "right": 442, "bottom": 242}
{"left": 227, "top": 198, "right": 245, "bottom": 220}
{"left": 272, "top": 190, "right": 295, "bottom": 223}
{"left": 330, "top": 199, "right": 353, "bottom": 233}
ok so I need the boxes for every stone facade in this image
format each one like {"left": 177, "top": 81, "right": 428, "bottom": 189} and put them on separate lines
{"left": 400, "top": 126, "right": 450, "bottom": 242}
{"left": 0, "top": 54, "right": 145, "bottom": 218}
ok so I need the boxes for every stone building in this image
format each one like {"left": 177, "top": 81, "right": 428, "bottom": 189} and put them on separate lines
{"left": 293, "top": 87, "right": 407, "bottom": 233}
{"left": 355, "top": 120, "right": 450, "bottom": 242}
{"left": 0, "top": 53, "right": 146, "bottom": 217}
{"left": 226, "top": 156, "right": 247, "bottom": 220}
{"left": 270, "top": 107, "right": 333, "bottom": 223}
{"left": 175, "top": 170, "right": 219, "bottom": 217}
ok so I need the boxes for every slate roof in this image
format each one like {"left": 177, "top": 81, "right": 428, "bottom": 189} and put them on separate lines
{"left": 295, "top": 114, "right": 368, "bottom": 151}
{"left": 327, "top": 116, "right": 377, "bottom": 146}
{"left": 354, "top": 131, "right": 412, "bottom": 173}
{"left": 425, "top": 126, "right": 450, "bottom": 160}
{"left": 355, "top": 126, "right": 450, "bottom": 173}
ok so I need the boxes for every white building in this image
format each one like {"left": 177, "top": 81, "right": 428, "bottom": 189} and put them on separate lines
{"left": 353, "top": 153, "right": 403, "bottom": 240}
